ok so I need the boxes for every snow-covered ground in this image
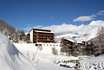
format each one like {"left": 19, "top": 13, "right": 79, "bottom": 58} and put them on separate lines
{"left": 14, "top": 43, "right": 76, "bottom": 70}
{"left": 79, "top": 55, "right": 104, "bottom": 70}
{"left": 0, "top": 33, "right": 36, "bottom": 70}
{"left": 0, "top": 32, "right": 75, "bottom": 70}
{"left": 14, "top": 43, "right": 104, "bottom": 70}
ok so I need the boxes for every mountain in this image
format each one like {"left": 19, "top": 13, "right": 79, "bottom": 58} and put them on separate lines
{"left": 0, "top": 19, "right": 26, "bottom": 43}
{"left": 0, "top": 19, "right": 16, "bottom": 35}
{"left": 55, "top": 21, "right": 104, "bottom": 43}
{"left": 55, "top": 30, "right": 97, "bottom": 43}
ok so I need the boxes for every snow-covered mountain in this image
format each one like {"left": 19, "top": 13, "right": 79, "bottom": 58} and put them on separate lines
{"left": 54, "top": 20, "right": 104, "bottom": 43}
{"left": 55, "top": 28, "right": 97, "bottom": 43}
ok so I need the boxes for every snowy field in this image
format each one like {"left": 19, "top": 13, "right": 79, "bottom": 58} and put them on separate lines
{"left": 14, "top": 43, "right": 76, "bottom": 70}
{"left": 14, "top": 43, "right": 104, "bottom": 70}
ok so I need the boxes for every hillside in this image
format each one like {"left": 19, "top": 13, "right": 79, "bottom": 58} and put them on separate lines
{"left": 0, "top": 32, "right": 36, "bottom": 70}
{"left": 0, "top": 19, "right": 26, "bottom": 43}
{"left": 0, "top": 19, "right": 16, "bottom": 34}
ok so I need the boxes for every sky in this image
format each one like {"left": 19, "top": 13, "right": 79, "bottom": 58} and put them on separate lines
{"left": 0, "top": 0, "right": 104, "bottom": 33}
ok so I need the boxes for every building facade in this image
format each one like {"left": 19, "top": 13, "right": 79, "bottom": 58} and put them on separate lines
{"left": 60, "top": 38, "right": 73, "bottom": 56}
{"left": 30, "top": 28, "right": 54, "bottom": 43}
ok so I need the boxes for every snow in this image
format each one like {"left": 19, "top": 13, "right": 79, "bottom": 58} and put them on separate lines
{"left": 13, "top": 42, "right": 104, "bottom": 70}
{"left": 54, "top": 20, "right": 104, "bottom": 43}
{"left": 14, "top": 43, "right": 76, "bottom": 70}
{"left": 55, "top": 33, "right": 79, "bottom": 39}
{"left": 81, "top": 54, "right": 104, "bottom": 63}
{"left": 0, "top": 33, "right": 36, "bottom": 70}
{"left": 2, "top": 29, "right": 104, "bottom": 70}
{"left": 79, "top": 54, "right": 104, "bottom": 70}
{"left": 0, "top": 32, "right": 74, "bottom": 70}
{"left": 35, "top": 30, "right": 53, "bottom": 33}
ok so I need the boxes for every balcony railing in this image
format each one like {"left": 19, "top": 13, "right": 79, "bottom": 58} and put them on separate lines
{"left": 34, "top": 36, "right": 54, "bottom": 39}
{"left": 34, "top": 40, "right": 54, "bottom": 42}
{"left": 34, "top": 33, "right": 54, "bottom": 36}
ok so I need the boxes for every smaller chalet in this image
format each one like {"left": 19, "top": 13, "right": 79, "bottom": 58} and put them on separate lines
{"left": 60, "top": 38, "right": 73, "bottom": 56}
{"left": 29, "top": 28, "right": 55, "bottom": 43}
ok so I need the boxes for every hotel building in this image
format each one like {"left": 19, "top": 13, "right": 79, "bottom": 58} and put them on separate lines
{"left": 30, "top": 28, "right": 54, "bottom": 43}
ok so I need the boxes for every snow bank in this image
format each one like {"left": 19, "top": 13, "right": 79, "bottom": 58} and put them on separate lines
{"left": 80, "top": 54, "right": 104, "bottom": 70}
{"left": 0, "top": 33, "right": 36, "bottom": 70}
{"left": 14, "top": 43, "right": 61, "bottom": 61}
{"left": 81, "top": 54, "right": 104, "bottom": 63}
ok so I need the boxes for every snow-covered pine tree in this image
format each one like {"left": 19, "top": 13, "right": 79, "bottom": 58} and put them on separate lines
{"left": 96, "top": 26, "right": 104, "bottom": 54}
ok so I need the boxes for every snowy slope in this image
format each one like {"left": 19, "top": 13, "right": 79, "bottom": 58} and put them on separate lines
{"left": 14, "top": 43, "right": 76, "bottom": 70}
{"left": 0, "top": 33, "right": 36, "bottom": 70}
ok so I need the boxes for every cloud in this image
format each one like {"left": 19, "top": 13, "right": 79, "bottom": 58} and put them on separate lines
{"left": 97, "top": 10, "right": 104, "bottom": 15}
{"left": 42, "top": 23, "right": 78, "bottom": 34}
{"left": 23, "top": 25, "right": 43, "bottom": 32}
{"left": 73, "top": 10, "right": 104, "bottom": 22}
{"left": 89, "top": 20, "right": 104, "bottom": 26}
{"left": 34, "top": 25, "right": 43, "bottom": 28}
{"left": 73, "top": 16, "right": 93, "bottom": 22}
{"left": 32, "top": 20, "right": 104, "bottom": 36}
{"left": 23, "top": 26, "right": 32, "bottom": 32}
{"left": 24, "top": 20, "right": 104, "bottom": 35}
{"left": 23, "top": 19, "right": 104, "bottom": 36}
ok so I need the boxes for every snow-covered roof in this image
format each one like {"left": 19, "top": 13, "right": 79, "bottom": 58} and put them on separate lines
{"left": 65, "top": 38, "right": 75, "bottom": 42}
{"left": 35, "top": 30, "right": 53, "bottom": 33}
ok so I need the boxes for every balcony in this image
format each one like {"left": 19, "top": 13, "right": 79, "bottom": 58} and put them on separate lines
{"left": 34, "top": 40, "right": 54, "bottom": 42}
{"left": 34, "top": 33, "right": 54, "bottom": 36}
{"left": 34, "top": 36, "right": 54, "bottom": 39}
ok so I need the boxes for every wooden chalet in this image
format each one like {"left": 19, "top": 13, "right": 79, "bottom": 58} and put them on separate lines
{"left": 60, "top": 38, "right": 73, "bottom": 56}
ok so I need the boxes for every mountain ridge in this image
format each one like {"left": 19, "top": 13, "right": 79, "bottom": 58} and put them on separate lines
{"left": 0, "top": 19, "right": 16, "bottom": 34}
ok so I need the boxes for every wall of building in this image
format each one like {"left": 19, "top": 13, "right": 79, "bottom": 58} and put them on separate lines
{"left": 30, "top": 30, "right": 33, "bottom": 43}
{"left": 35, "top": 42, "right": 60, "bottom": 47}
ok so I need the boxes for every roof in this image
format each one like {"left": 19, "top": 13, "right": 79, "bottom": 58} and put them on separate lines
{"left": 35, "top": 30, "right": 53, "bottom": 34}
{"left": 33, "top": 28, "right": 51, "bottom": 32}
{"left": 29, "top": 28, "right": 51, "bottom": 33}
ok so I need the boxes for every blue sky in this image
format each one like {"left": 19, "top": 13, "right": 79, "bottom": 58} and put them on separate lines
{"left": 0, "top": 0, "right": 104, "bottom": 32}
